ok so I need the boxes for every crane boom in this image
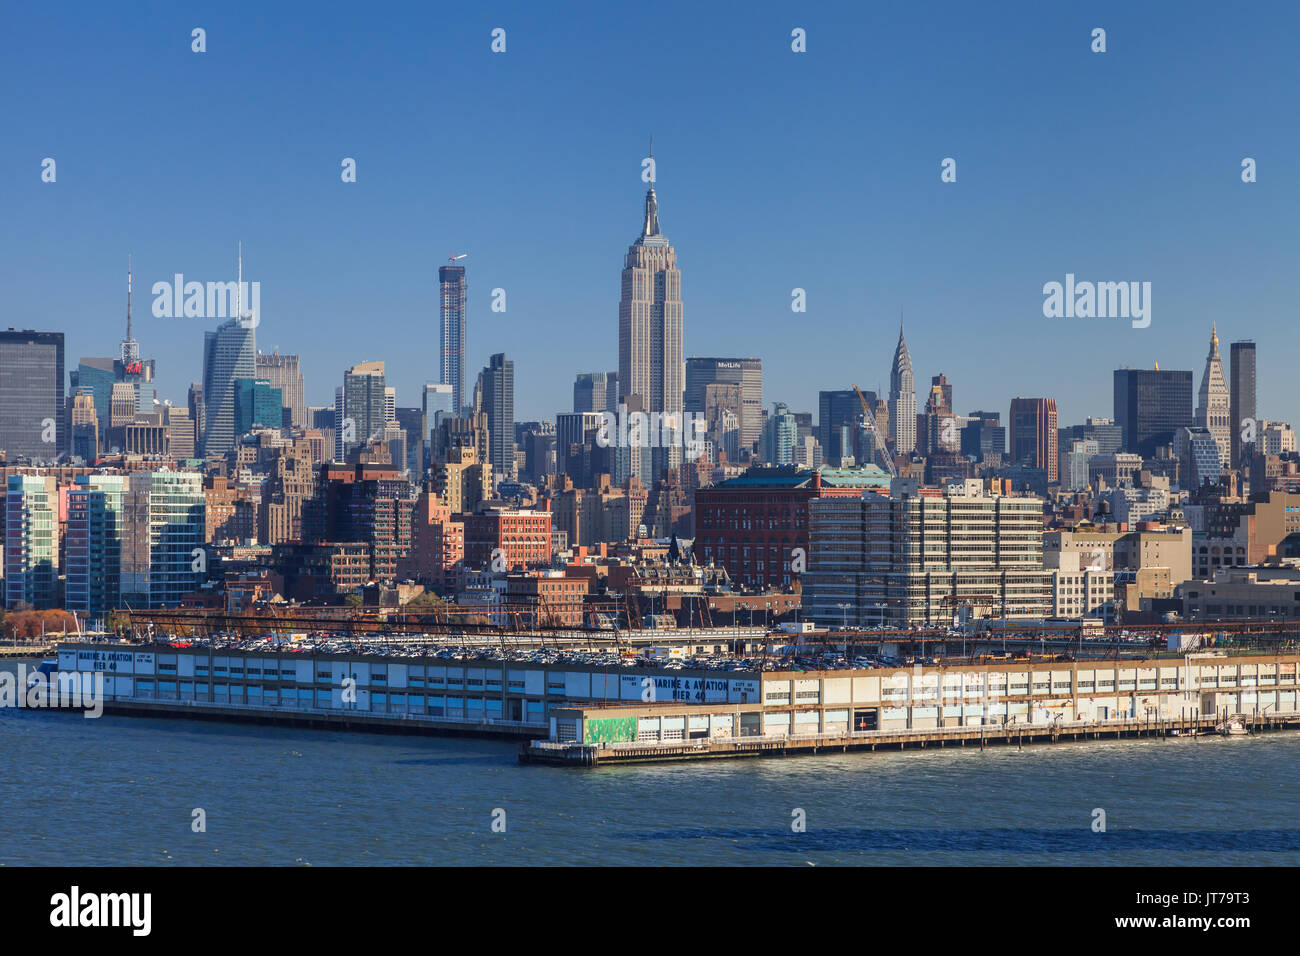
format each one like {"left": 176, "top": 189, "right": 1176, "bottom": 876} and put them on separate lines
{"left": 853, "top": 384, "right": 897, "bottom": 477}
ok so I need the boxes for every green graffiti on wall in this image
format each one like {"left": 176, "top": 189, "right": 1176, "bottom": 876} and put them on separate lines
{"left": 585, "top": 716, "right": 638, "bottom": 744}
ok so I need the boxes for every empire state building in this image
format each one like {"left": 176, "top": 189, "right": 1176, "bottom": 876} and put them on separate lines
{"left": 618, "top": 171, "right": 684, "bottom": 483}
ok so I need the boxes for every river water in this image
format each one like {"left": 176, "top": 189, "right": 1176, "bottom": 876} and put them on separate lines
{"left": 2, "top": 661, "right": 1296, "bottom": 866}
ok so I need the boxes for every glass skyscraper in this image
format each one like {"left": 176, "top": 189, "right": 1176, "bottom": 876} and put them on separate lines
{"left": 202, "top": 317, "right": 256, "bottom": 457}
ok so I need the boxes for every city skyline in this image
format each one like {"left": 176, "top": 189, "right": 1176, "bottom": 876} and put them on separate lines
{"left": 8, "top": 2, "right": 1300, "bottom": 430}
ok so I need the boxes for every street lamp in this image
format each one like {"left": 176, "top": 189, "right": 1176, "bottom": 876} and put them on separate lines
{"left": 837, "top": 602, "right": 851, "bottom": 631}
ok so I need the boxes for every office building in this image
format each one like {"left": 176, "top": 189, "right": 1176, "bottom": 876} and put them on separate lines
{"left": 1230, "top": 340, "right": 1256, "bottom": 469}
{"left": 479, "top": 353, "right": 515, "bottom": 482}
{"left": 685, "top": 358, "right": 762, "bottom": 451}
{"left": 574, "top": 372, "right": 614, "bottom": 415}
{"left": 1113, "top": 367, "right": 1194, "bottom": 459}
{"left": 961, "top": 411, "right": 1005, "bottom": 463}
{"left": 818, "top": 390, "right": 867, "bottom": 467}
{"left": 618, "top": 167, "right": 684, "bottom": 483}
{"left": 1195, "top": 324, "right": 1231, "bottom": 469}
{"left": 234, "top": 378, "right": 284, "bottom": 434}
{"left": 337, "top": 361, "right": 387, "bottom": 461}
{"left": 888, "top": 324, "right": 916, "bottom": 455}
{"left": 0, "top": 329, "right": 64, "bottom": 461}
{"left": 1009, "top": 397, "right": 1059, "bottom": 483}
{"left": 255, "top": 350, "right": 306, "bottom": 428}
{"left": 202, "top": 317, "right": 256, "bottom": 458}
{"left": 804, "top": 479, "right": 1052, "bottom": 628}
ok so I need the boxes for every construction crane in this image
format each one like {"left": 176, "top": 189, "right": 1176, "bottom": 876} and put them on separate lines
{"left": 852, "top": 384, "right": 897, "bottom": 477}
{"left": 448, "top": 252, "right": 469, "bottom": 263}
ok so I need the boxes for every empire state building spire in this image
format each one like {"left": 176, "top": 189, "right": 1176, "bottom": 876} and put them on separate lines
{"left": 642, "top": 183, "right": 661, "bottom": 238}
{"left": 121, "top": 254, "right": 140, "bottom": 367}
{"left": 640, "top": 138, "right": 662, "bottom": 239}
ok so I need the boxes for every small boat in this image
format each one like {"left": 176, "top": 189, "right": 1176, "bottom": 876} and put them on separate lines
{"left": 1215, "top": 714, "right": 1250, "bottom": 736}
{"left": 26, "top": 658, "right": 57, "bottom": 689}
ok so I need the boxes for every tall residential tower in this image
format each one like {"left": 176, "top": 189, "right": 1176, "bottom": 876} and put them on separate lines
{"left": 439, "top": 260, "right": 468, "bottom": 415}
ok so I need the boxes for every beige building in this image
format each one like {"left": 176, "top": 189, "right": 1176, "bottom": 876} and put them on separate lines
{"left": 437, "top": 445, "right": 492, "bottom": 514}
{"left": 1179, "top": 565, "right": 1300, "bottom": 621}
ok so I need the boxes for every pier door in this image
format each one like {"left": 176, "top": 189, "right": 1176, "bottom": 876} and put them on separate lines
{"left": 853, "top": 708, "right": 878, "bottom": 732}
{"left": 508, "top": 699, "right": 522, "bottom": 722}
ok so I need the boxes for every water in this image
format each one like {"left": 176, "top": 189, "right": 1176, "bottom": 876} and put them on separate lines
{"left": 3, "top": 660, "right": 1298, "bottom": 865}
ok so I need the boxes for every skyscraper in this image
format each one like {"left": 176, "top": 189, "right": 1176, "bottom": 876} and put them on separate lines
{"left": 819, "top": 389, "right": 868, "bottom": 466}
{"left": 573, "top": 372, "right": 609, "bottom": 414}
{"left": 0, "top": 329, "right": 64, "bottom": 461}
{"left": 439, "top": 261, "right": 468, "bottom": 414}
{"left": 202, "top": 317, "right": 256, "bottom": 457}
{"left": 1113, "top": 367, "right": 1194, "bottom": 459}
{"left": 1195, "top": 324, "right": 1231, "bottom": 469}
{"left": 685, "top": 358, "right": 762, "bottom": 451}
{"left": 1009, "top": 397, "right": 1059, "bottom": 483}
{"left": 888, "top": 323, "right": 916, "bottom": 456}
{"left": 618, "top": 159, "right": 684, "bottom": 484}
{"left": 480, "top": 352, "right": 515, "bottom": 481}
{"left": 337, "top": 361, "right": 387, "bottom": 461}
{"left": 421, "top": 383, "right": 455, "bottom": 472}
{"left": 1230, "top": 340, "right": 1257, "bottom": 469}
{"left": 256, "top": 350, "right": 306, "bottom": 428}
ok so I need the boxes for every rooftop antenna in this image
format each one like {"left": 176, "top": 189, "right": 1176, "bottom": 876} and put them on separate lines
{"left": 126, "top": 254, "right": 133, "bottom": 341}
{"left": 237, "top": 240, "right": 243, "bottom": 324}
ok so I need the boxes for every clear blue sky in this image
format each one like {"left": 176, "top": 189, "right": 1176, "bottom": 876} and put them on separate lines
{"left": 5, "top": 1, "right": 1298, "bottom": 428}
